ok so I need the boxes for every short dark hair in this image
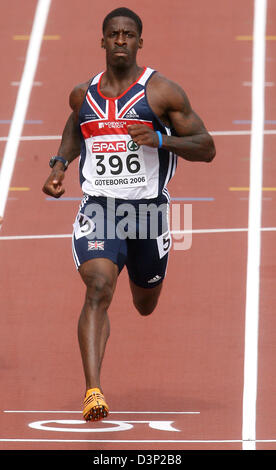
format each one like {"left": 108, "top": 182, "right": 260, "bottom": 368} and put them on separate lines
{"left": 102, "top": 7, "right": 143, "bottom": 36}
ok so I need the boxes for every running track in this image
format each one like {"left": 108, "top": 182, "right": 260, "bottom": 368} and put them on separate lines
{"left": 0, "top": 0, "right": 275, "bottom": 451}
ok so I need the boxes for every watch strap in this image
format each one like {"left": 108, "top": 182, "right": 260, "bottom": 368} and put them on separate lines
{"left": 49, "top": 156, "right": 69, "bottom": 170}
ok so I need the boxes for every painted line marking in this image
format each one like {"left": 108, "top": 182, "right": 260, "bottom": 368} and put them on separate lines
{"left": 28, "top": 419, "right": 181, "bottom": 433}
{"left": 13, "top": 35, "right": 60, "bottom": 40}
{"left": 0, "top": 234, "right": 72, "bottom": 240}
{"left": 1, "top": 227, "right": 276, "bottom": 241}
{"left": 0, "top": 119, "right": 43, "bottom": 123}
{"left": 233, "top": 120, "right": 276, "bottom": 124}
{"left": 240, "top": 197, "right": 272, "bottom": 201}
{"left": 0, "top": 438, "right": 275, "bottom": 443}
{"left": 212, "top": 130, "right": 276, "bottom": 135}
{"left": 230, "top": 187, "right": 276, "bottom": 191}
{"left": 0, "top": 439, "right": 245, "bottom": 443}
{"left": 0, "top": 0, "right": 52, "bottom": 221}
{"left": 172, "top": 227, "right": 276, "bottom": 234}
{"left": 9, "top": 187, "right": 30, "bottom": 191}
{"left": 0, "top": 135, "right": 61, "bottom": 141}
{"left": 11, "top": 81, "right": 42, "bottom": 87}
{"left": 236, "top": 35, "right": 276, "bottom": 40}
{"left": 3, "top": 410, "right": 199, "bottom": 414}
{"left": 17, "top": 56, "right": 47, "bottom": 62}
{"left": 45, "top": 196, "right": 215, "bottom": 202}
{"left": 0, "top": 130, "right": 276, "bottom": 141}
{"left": 243, "top": 81, "right": 274, "bottom": 87}
{"left": 46, "top": 196, "right": 81, "bottom": 201}
{"left": 171, "top": 197, "right": 214, "bottom": 201}
{"left": 0, "top": 120, "right": 43, "bottom": 124}
{"left": 242, "top": 0, "right": 267, "bottom": 452}
{"left": 2, "top": 410, "right": 276, "bottom": 444}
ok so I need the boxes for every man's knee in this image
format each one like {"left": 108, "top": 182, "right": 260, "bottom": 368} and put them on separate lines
{"left": 85, "top": 273, "right": 114, "bottom": 310}
{"left": 134, "top": 297, "right": 158, "bottom": 316}
{"left": 79, "top": 259, "right": 117, "bottom": 311}
{"left": 130, "top": 280, "right": 163, "bottom": 316}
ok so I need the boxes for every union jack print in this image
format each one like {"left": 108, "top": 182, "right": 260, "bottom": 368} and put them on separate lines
{"left": 88, "top": 241, "right": 105, "bottom": 251}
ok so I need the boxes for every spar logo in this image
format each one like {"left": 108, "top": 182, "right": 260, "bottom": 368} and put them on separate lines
{"left": 92, "top": 141, "right": 127, "bottom": 153}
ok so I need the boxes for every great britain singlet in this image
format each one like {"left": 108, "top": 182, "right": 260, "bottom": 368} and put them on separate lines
{"left": 78, "top": 67, "right": 177, "bottom": 201}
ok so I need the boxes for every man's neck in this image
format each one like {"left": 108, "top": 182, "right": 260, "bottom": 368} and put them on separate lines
{"left": 100, "top": 63, "right": 143, "bottom": 97}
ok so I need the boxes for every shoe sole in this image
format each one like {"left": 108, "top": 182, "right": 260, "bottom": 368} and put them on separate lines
{"left": 83, "top": 404, "right": 109, "bottom": 421}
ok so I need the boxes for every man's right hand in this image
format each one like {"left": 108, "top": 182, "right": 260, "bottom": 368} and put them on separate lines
{"left": 42, "top": 168, "right": 65, "bottom": 198}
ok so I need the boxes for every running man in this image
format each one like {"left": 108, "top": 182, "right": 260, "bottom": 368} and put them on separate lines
{"left": 42, "top": 7, "right": 216, "bottom": 421}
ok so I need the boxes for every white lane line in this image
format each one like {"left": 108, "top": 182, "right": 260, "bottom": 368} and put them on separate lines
{"left": 242, "top": 0, "right": 267, "bottom": 451}
{"left": 0, "top": 234, "right": 72, "bottom": 240}
{"left": 3, "top": 410, "right": 199, "bottom": 414}
{"left": 0, "top": 130, "right": 276, "bottom": 142}
{"left": 0, "top": 439, "right": 243, "bottom": 443}
{"left": 243, "top": 81, "right": 274, "bottom": 87}
{"left": 173, "top": 227, "right": 276, "bottom": 234}
{"left": 0, "top": 0, "right": 51, "bottom": 220}
{"left": 211, "top": 130, "right": 276, "bottom": 136}
{"left": 0, "top": 438, "right": 275, "bottom": 443}
{"left": 0, "top": 135, "right": 61, "bottom": 141}
{"left": 1, "top": 227, "right": 276, "bottom": 241}
{"left": 10, "top": 81, "right": 43, "bottom": 87}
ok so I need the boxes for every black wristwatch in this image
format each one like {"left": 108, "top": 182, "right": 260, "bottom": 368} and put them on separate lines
{"left": 49, "top": 155, "right": 69, "bottom": 171}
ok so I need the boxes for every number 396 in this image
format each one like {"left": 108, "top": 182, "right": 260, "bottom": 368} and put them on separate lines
{"left": 95, "top": 153, "right": 141, "bottom": 176}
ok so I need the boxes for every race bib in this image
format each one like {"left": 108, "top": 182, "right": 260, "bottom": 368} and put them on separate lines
{"left": 156, "top": 230, "right": 172, "bottom": 259}
{"left": 73, "top": 213, "right": 95, "bottom": 240}
{"left": 90, "top": 137, "right": 147, "bottom": 189}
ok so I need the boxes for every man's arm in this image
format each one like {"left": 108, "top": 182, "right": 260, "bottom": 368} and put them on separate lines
{"left": 128, "top": 74, "right": 216, "bottom": 162}
{"left": 42, "top": 83, "right": 88, "bottom": 198}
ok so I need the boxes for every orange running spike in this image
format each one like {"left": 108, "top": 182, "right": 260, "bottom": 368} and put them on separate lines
{"left": 83, "top": 387, "right": 109, "bottom": 421}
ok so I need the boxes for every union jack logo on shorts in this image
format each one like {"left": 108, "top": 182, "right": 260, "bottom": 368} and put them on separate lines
{"left": 88, "top": 241, "right": 105, "bottom": 251}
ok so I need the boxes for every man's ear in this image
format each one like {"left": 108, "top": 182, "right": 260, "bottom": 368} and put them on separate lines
{"left": 138, "top": 37, "right": 143, "bottom": 49}
{"left": 101, "top": 38, "right": 105, "bottom": 48}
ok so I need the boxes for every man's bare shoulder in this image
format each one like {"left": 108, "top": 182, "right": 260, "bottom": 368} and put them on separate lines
{"left": 150, "top": 72, "right": 187, "bottom": 97}
{"left": 69, "top": 81, "right": 90, "bottom": 111}
{"left": 147, "top": 72, "right": 191, "bottom": 118}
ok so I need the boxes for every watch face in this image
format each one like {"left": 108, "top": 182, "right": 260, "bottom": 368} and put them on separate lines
{"left": 49, "top": 157, "right": 56, "bottom": 168}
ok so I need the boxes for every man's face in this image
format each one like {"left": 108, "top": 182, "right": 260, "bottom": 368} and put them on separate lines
{"left": 101, "top": 16, "right": 143, "bottom": 68}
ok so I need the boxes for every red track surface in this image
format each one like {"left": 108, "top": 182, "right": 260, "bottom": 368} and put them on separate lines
{"left": 0, "top": 0, "right": 275, "bottom": 451}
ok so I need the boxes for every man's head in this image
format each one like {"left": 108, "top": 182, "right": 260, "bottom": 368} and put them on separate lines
{"left": 101, "top": 8, "right": 143, "bottom": 69}
{"left": 102, "top": 7, "right": 143, "bottom": 37}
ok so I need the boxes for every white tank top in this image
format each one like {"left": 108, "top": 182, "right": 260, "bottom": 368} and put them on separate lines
{"left": 78, "top": 67, "right": 177, "bottom": 201}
